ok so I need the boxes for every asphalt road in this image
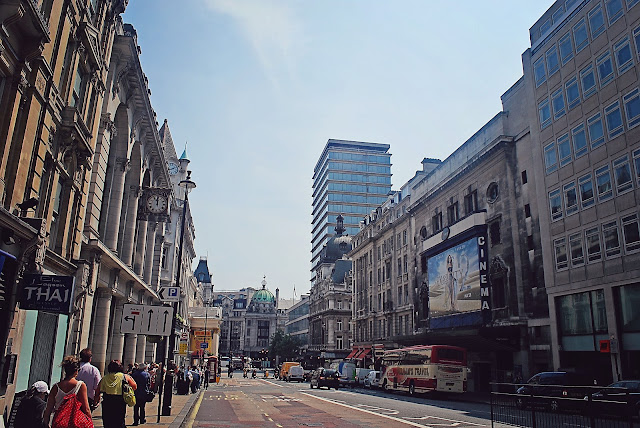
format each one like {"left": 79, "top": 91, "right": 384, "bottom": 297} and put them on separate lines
{"left": 189, "top": 376, "right": 492, "bottom": 428}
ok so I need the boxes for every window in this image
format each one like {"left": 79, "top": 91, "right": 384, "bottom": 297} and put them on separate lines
{"left": 549, "top": 189, "right": 563, "bottom": 221}
{"left": 558, "top": 133, "right": 572, "bottom": 167}
{"left": 552, "top": 6, "right": 565, "bottom": 24}
{"left": 447, "top": 202, "right": 459, "bottom": 224}
{"left": 589, "top": 4, "right": 606, "bottom": 39}
{"left": 605, "top": 101, "right": 624, "bottom": 138}
{"left": 490, "top": 221, "right": 501, "bottom": 246}
{"left": 49, "top": 179, "right": 64, "bottom": 250}
{"left": 564, "top": 181, "right": 578, "bottom": 215}
{"left": 544, "top": 142, "right": 558, "bottom": 174}
{"left": 397, "top": 258, "right": 402, "bottom": 276}
{"left": 540, "top": 19, "right": 552, "bottom": 37}
{"left": 71, "top": 69, "right": 84, "bottom": 108}
{"left": 566, "top": 76, "right": 581, "bottom": 109}
{"left": 623, "top": 88, "right": 640, "bottom": 128}
{"left": 606, "top": 0, "right": 624, "bottom": 24}
{"left": 432, "top": 212, "right": 442, "bottom": 234}
{"left": 464, "top": 190, "right": 478, "bottom": 214}
{"left": 534, "top": 58, "right": 547, "bottom": 87}
{"left": 337, "top": 319, "right": 343, "bottom": 331}
{"left": 336, "top": 336, "right": 343, "bottom": 349}
{"left": 572, "top": 124, "right": 588, "bottom": 158}
{"left": 554, "top": 238, "right": 569, "bottom": 270}
{"left": 596, "top": 165, "right": 613, "bottom": 200}
{"left": 628, "top": 0, "right": 640, "bottom": 9}
{"left": 622, "top": 214, "right": 640, "bottom": 253}
{"left": 552, "top": 88, "right": 566, "bottom": 119}
{"left": 574, "top": 19, "right": 589, "bottom": 52}
{"left": 634, "top": 148, "right": 640, "bottom": 184}
{"left": 569, "top": 233, "right": 585, "bottom": 267}
{"left": 522, "top": 170, "right": 528, "bottom": 184}
{"left": 547, "top": 46, "right": 560, "bottom": 76}
{"left": 559, "top": 33, "right": 574, "bottom": 64}
{"left": 603, "top": 220, "right": 621, "bottom": 258}
{"left": 579, "top": 174, "right": 595, "bottom": 208}
{"left": 614, "top": 37, "right": 634, "bottom": 73}
{"left": 403, "top": 229, "right": 407, "bottom": 245}
{"left": 580, "top": 65, "right": 596, "bottom": 98}
{"left": 539, "top": 98, "right": 552, "bottom": 129}
{"left": 587, "top": 113, "right": 605, "bottom": 149}
{"left": 613, "top": 155, "right": 633, "bottom": 193}
{"left": 597, "top": 52, "right": 615, "bottom": 87}
{"left": 585, "top": 227, "right": 602, "bottom": 262}
{"left": 161, "top": 246, "right": 168, "bottom": 269}
{"left": 525, "top": 204, "right": 531, "bottom": 218}
{"left": 403, "top": 255, "right": 408, "bottom": 273}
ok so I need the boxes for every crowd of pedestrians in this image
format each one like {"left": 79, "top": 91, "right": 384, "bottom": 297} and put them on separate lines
{"left": 10, "top": 348, "right": 210, "bottom": 428}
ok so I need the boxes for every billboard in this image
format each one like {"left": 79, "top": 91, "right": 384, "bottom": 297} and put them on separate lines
{"left": 427, "top": 236, "right": 484, "bottom": 317}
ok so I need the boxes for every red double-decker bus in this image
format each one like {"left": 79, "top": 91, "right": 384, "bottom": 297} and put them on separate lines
{"left": 381, "top": 345, "right": 467, "bottom": 395}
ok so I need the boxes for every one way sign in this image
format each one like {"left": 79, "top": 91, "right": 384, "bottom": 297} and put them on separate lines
{"left": 158, "top": 286, "right": 180, "bottom": 302}
{"left": 121, "top": 304, "right": 174, "bottom": 336}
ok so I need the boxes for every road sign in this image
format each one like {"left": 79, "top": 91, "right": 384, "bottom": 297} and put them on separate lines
{"left": 158, "top": 286, "right": 180, "bottom": 302}
{"left": 121, "top": 304, "right": 174, "bottom": 336}
{"left": 200, "top": 342, "right": 208, "bottom": 349}
{"left": 179, "top": 343, "right": 188, "bottom": 355}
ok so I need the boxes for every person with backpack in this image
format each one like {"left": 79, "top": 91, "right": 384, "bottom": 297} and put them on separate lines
{"left": 43, "top": 355, "right": 92, "bottom": 427}
{"left": 131, "top": 364, "right": 151, "bottom": 426}
{"left": 98, "top": 360, "right": 137, "bottom": 428}
{"left": 13, "top": 381, "right": 49, "bottom": 428}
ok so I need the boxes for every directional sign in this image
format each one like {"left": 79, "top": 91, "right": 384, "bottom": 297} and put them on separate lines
{"left": 158, "top": 286, "right": 180, "bottom": 302}
{"left": 200, "top": 342, "right": 208, "bottom": 349}
{"left": 121, "top": 304, "right": 174, "bottom": 336}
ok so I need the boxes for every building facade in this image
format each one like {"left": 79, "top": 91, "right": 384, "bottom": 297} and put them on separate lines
{"left": 285, "top": 294, "right": 310, "bottom": 355}
{"left": 523, "top": 0, "right": 640, "bottom": 383}
{"left": 311, "top": 139, "right": 392, "bottom": 280}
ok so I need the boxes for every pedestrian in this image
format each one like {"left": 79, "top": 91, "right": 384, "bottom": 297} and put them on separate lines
{"left": 98, "top": 359, "right": 137, "bottom": 428}
{"left": 204, "top": 367, "right": 210, "bottom": 389}
{"left": 191, "top": 366, "right": 200, "bottom": 393}
{"left": 43, "top": 355, "right": 92, "bottom": 426}
{"left": 14, "top": 381, "right": 49, "bottom": 428}
{"left": 227, "top": 364, "right": 233, "bottom": 378}
{"left": 76, "top": 348, "right": 101, "bottom": 411}
{"left": 131, "top": 363, "right": 151, "bottom": 426}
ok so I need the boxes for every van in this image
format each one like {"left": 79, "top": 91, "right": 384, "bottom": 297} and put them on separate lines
{"left": 330, "top": 361, "right": 356, "bottom": 387}
{"left": 364, "top": 371, "right": 381, "bottom": 389}
{"left": 287, "top": 365, "right": 305, "bottom": 382}
{"left": 280, "top": 361, "right": 300, "bottom": 380}
{"left": 516, "top": 371, "right": 597, "bottom": 411}
{"left": 355, "top": 368, "right": 373, "bottom": 386}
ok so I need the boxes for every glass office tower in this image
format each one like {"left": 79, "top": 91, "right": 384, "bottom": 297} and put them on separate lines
{"left": 311, "top": 139, "right": 392, "bottom": 279}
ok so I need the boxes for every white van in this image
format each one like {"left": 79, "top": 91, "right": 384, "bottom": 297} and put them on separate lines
{"left": 364, "top": 370, "right": 381, "bottom": 389}
{"left": 287, "top": 365, "right": 305, "bottom": 382}
{"left": 355, "top": 368, "right": 373, "bottom": 386}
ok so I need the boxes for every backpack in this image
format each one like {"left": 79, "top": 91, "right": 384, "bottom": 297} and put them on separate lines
{"left": 51, "top": 391, "right": 93, "bottom": 428}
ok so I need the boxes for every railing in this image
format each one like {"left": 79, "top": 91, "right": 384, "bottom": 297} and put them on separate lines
{"left": 490, "top": 382, "right": 639, "bottom": 428}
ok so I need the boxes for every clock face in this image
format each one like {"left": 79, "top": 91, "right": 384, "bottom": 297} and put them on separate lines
{"left": 146, "top": 194, "right": 168, "bottom": 214}
{"left": 168, "top": 162, "right": 179, "bottom": 175}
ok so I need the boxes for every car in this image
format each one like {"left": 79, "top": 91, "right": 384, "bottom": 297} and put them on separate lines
{"left": 516, "top": 371, "right": 596, "bottom": 412}
{"left": 364, "top": 370, "right": 381, "bottom": 389}
{"left": 310, "top": 368, "right": 340, "bottom": 390}
{"left": 584, "top": 380, "right": 640, "bottom": 419}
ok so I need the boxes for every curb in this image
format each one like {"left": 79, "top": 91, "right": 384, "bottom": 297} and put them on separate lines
{"left": 170, "top": 390, "right": 203, "bottom": 428}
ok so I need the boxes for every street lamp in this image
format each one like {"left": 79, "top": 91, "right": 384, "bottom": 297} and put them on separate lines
{"left": 161, "top": 170, "right": 196, "bottom": 416}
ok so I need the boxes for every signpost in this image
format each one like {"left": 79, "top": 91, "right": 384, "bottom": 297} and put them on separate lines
{"left": 158, "top": 286, "right": 180, "bottom": 302}
{"left": 19, "top": 274, "right": 75, "bottom": 314}
{"left": 121, "top": 304, "right": 174, "bottom": 336}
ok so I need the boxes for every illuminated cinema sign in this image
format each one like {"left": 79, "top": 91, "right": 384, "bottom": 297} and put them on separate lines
{"left": 478, "top": 235, "right": 490, "bottom": 324}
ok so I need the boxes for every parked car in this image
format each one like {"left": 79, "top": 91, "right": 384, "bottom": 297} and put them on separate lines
{"left": 287, "top": 365, "right": 305, "bottom": 382}
{"left": 516, "top": 371, "right": 596, "bottom": 411}
{"left": 364, "top": 370, "right": 381, "bottom": 389}
{"left": 584, "top": 380, "right": 640, "bottom": 419}
{"left": 310, "top": 368, "right": 340, "bottom": 389}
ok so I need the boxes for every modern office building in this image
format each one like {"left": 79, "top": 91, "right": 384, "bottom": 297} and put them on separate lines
{"left": 523, "top": 0, "right": 640, "bottom": 384}
{"left": 311, "top": 140, "right": 392, "bottom": 282}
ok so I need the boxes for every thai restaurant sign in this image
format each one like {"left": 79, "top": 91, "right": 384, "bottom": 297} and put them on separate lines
{"left": 19, "top": 274, "right": 76, "bottom": 314}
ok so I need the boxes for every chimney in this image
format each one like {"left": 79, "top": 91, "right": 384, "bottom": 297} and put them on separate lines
{"left": 275, "top": 288, "right": 280, "bottom": 309}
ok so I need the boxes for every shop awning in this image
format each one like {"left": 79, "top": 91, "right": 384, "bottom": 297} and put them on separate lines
{"left": 345, "top": 349, "right": 359, "bottom": 359}
{"left": 355, "top": 348, "right": 371, "bottom": 360}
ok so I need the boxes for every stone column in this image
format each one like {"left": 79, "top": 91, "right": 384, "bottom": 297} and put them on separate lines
{"left": 91, "top": 288, "right": 113, "bottom": 373}
{"left": 123, "top": 333, "right": 138, "bottom": 367}
{"left": 104, "top": 157, "right": 130, "bottom": 251}
{"left": 133, "top": 218, "right": 148, "bottom": 275}
{"left": 121, "top": 186, "right": 141, "bottom": 266}
{"left": 109, "top": 302, "right": 125, "bottom": 362}
{"left": 143, "top": 222, "right": 157, "bottom": 284}
{"left": 145, "top": 341, "right": 157, "bottom": 363}
{"left": 136, "top": 334, "right": 147, "bottom": 364}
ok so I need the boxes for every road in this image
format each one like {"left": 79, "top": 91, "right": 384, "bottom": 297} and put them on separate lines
{"left": 188, "top": 375, "right": 492, "bottom": 428}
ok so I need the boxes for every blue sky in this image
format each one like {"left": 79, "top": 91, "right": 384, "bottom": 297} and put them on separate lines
{"left": 122, "top": 1, "right": 553, "bottom": 299}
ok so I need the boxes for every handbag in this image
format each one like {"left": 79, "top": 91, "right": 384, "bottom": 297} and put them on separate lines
{"left": 122, "top": 375, "right": 136, "bottom": 407}
{"left": 52, "top": 391, "right": 94, "bottom": 428}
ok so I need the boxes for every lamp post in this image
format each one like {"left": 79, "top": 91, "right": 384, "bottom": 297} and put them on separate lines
{"left": 161, "top": 170, "right": 196, "bottom": 416}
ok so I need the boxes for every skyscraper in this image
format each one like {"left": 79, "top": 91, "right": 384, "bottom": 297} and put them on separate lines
{"left": 311, "top": 139, "right": 392, "bottom": 280}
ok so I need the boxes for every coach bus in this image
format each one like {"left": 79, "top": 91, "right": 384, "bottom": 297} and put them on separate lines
{"left": 380, "top": 345, "right": 467, "bottom": 395}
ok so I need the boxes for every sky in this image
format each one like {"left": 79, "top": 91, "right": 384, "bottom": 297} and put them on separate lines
{"left": 122, "top": 1, "right": 554, "bottom": 300}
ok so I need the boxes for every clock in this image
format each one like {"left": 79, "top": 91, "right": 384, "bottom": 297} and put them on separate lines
{"left": 441, "top": 226, "right": 450, "bottom": 241}
{"left": 146, "top": 194, "right": 168, "bottom": 214}
{"left": 168, "top": 162, "right": 179, "bottom": 175}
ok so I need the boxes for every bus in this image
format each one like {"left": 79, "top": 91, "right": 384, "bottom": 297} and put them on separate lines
{"left": 380, "top": 345, "right": 467, "bottom": 395}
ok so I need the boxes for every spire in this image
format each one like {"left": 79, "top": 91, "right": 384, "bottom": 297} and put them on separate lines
{"left": 179, "top": 142, "right": 190, "bottom": 163}
{"left": 335, "top": 214, "right": 345, "bottom": 236}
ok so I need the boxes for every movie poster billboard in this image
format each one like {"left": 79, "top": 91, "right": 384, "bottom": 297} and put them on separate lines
{"left": 427, "top": 237, "right": 482, "bottom": 317}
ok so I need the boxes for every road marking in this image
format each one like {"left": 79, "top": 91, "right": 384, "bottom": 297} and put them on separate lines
{"left": 260, "top": 379, "right": 284, "bottom": 387}
{"left": 301, "top": 393, "right": 432, "bottom": 427}
{"left": 403, "top": 415, "right": 486, "bottom": 426}
{"left": 182, "top": 390, "right": 205, "bottom": 428}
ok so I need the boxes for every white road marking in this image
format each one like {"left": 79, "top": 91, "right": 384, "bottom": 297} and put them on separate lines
{"left": 404, "top": 415, "right": 486, "bottom": 427}
{"left": 259, "top": 379, "right": 284, "bottom": 387}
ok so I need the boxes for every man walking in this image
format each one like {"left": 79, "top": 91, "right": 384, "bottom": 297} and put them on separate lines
{"left": 132, "top": 363, "right": 151, "bottom": 425}
{"left": 76, "top": 348, "right": 101, "bottom": 410}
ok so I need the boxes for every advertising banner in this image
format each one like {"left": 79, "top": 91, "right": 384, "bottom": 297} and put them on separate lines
{"left": 427, "top": 236, "right": 482, "bottom": 317}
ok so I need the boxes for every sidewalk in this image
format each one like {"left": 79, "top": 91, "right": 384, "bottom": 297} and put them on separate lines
{"left": 91, "top": 389, "right": 201, "bottom": 428}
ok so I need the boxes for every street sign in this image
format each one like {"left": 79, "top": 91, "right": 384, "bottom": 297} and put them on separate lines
{"left": 158, "top": 286, "right": 180, "bottom": 302}
{"left": 180, "top": 332, "right": 189, "bottom": 340}
{"left": 179, "top": 343, "right": 188, "bottom": 355}
{"left": 19, "top": 274, "right": 75, "bottom": 314}
{"left": 200, "top": 342, "right": 208, "bottom": 349}
{"left": 121, "top": 304, "right": 174, "bottom": 336}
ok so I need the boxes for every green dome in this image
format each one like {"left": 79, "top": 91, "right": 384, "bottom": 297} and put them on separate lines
{"left": 252, "top": 288, "right": 275, "bottom": 303}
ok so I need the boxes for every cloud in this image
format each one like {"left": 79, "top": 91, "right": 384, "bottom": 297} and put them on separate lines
{"left": 203, "top": 0, "right": 302, "bottom": 90}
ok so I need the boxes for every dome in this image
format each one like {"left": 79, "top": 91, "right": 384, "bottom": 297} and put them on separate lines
{"left": 250, "top": 277, "right": 275, "bottom": 304}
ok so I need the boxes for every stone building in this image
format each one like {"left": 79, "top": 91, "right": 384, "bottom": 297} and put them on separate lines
{"left": 522, "top": 0, "right": 640, "bottom": 384}
{"left": 0, "top": 0, "right": 127, "bottom": 416}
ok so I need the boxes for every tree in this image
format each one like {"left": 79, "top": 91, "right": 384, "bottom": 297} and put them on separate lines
{"left": 269, "top": 330, "right": 301, "bottom": 361}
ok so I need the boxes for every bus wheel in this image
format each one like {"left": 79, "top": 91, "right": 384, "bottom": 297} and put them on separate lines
{"left": 382, "top": 380, "right": 388, "bottom": 391}
{"left": 409, "top": 382, "right": 415, "bottom": 396}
